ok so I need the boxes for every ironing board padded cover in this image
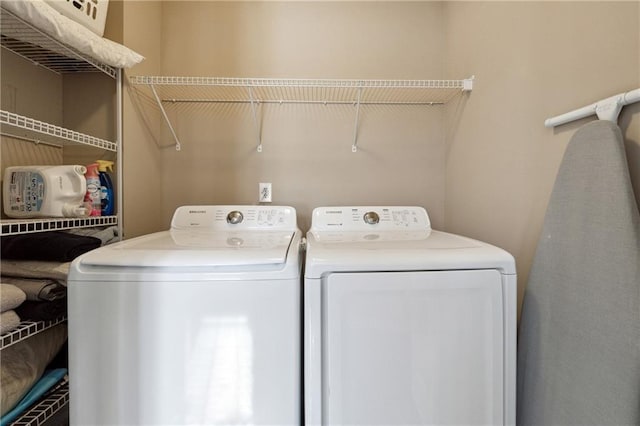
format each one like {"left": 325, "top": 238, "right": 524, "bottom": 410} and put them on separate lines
{"left": 517, "top": 120, "right": 640, "bottom": 425}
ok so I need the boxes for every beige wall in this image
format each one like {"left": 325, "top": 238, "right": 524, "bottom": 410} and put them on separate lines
{"left": 156, "top": 1, "right": 448, "bottom": 231}
{"left": 121, "top": 0, "right": 164, "bottom": 238}
{"left": 444, "top": 1, "right": 640, "bottom": 314}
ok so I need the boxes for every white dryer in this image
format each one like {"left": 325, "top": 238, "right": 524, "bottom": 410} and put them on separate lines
{"left": 68, "top": 205, "right": 302, "bottom": 425}
{"left": 304, "top": 206, "right": 517, "bottom": 426}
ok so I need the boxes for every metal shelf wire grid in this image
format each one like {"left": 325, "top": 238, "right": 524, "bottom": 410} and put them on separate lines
{"left": 0, "top": 317, "right": 67, "bottom": 350}
{"left": 1, "top": 216, "right": 117, "bottom": 237}
{"left": 130, "top": 76, "right": 471, "bottom": 105}
{"left": 11, "top": 377, "right": 69, "bottom": 426}
{"left": 1, "top": 110, "right": 117, "bottom": 151}
{"left": 0, "top": 7, "right": 116, "bottom": 78}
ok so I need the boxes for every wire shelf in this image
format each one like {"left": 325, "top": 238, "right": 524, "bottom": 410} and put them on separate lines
{"left": 130, "top": 75, "right": 473, "bottom": 152}
{"left": 1, "top": 216, "right": 117, "bottom": 237}
{"left": 0, "top": 7, "right": 116, "bottom": 78}
{"left": 10, "top": 377, "right": 69, "bottom": 426}
{"left": 130, "top": 76, "right": 472, "bottom": 105}
{"left": 0, "top": 317, "right": 67, "bottom": 350}
{"left": 1, "top": 110, "right": 117, "bottom": 151}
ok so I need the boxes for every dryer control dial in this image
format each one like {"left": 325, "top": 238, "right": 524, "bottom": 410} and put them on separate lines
{"left": 363, "top": 211, "right": 380, "bottom": 225}
{"left": 226, "top": 210, "right": 244, "bottom": 224}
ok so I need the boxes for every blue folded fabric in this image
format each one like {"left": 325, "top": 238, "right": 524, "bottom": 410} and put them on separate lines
{"left": 1, "top": 368, "right": 67, "bottom": 426}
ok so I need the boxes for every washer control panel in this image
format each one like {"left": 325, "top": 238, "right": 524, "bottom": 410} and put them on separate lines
{"left": 171, "top": 205, "right": 297, "bottom": 230}
{"left": 311, "top": 206, "right": 431, "bottom": 232}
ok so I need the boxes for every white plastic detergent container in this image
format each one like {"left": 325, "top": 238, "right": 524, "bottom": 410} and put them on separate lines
{"left": 3, "top": 165, "right": 90, "bottom": 218}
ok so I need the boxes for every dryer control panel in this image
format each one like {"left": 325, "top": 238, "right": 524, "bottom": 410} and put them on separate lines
{"left": 310, "top": 206, "right": 431, "bottom": 232}
{"left": 171, "top": 205, "right": 297, "bottom": 230}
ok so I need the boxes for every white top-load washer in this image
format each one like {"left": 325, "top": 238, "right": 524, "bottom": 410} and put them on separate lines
{"left": 68, "top": 205, "right": 302, "bottom": 426}
{"left": 304, "top": 206, "right": 517, "bottom": 426}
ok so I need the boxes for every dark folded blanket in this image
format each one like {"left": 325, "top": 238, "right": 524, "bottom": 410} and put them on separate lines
{"left": 14, "top": 299, "right": 66, "bottom": 322}
{"left": 1, "top": 232, "right": 100, "bottom": 262}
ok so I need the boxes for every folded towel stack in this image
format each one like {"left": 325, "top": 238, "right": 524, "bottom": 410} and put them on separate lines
{"left": 1, "top": 277, "right": 66, "bottom": 302}
{"left": 1, "top": 260, "right": 70, "bottom": 285}
{"left": 0, "top": 230, "right": 101, "bottom": 333}
{"left": 0, "top": 284, "right": 26, "bottom": 312}
{"left": 0, "top": 284, "right": 27, "bottom": 335}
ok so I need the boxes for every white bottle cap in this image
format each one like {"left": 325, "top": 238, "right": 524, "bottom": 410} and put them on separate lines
{"left": 63, "top": 203, "right": 90, "bottom": 218}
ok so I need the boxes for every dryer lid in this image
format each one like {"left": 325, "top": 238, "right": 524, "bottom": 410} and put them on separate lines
{"left": 305, "top": 206, "right": 516, "bottom": 277}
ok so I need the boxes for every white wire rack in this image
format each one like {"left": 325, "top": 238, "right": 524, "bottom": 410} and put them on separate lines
{"left": 0, "top": 6, "right": 116, "bottom": 78}
{"left": 1, "top": 215, "right": 117, "bottom": 236}
{"left": 1, "top": 6, "right": 123, "bottom": 238}
{"left": 11, "top": 376, "right": 69, "bottom": 426}
{"left": 0, "top": 317, "right": 67, "bottom": 350}
{"left": 130, "top": 76, "right": 474, "bottom": 152}
{"left": 1, "top": 110, "right": 117, "bottom": 151}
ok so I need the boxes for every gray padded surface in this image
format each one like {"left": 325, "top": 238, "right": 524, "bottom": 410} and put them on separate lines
{"left": 517, "top": 120, "right": 640, "bottom": 425}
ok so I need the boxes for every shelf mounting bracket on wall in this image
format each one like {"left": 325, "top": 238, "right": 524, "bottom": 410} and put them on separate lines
{"left": 352, "top": 86, "right": 363, "bottom": 153}
{"left": 149, "top": 83, "right": 182, "bottom": 151}
{"left": 248, "top": 86, "right": 263, "bottom": 152}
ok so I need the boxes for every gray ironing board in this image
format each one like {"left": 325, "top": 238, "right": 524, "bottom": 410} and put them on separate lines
{"left": 517, "top": 120, "right": 640, "bottom": 425}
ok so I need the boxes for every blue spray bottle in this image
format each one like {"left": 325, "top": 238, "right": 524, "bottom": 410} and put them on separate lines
{"left": 95, "top": 160, "right": 115, "bottom": 216}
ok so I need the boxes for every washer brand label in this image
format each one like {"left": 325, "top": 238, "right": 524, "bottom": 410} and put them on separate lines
{"left": 189, "top": 210, "right": 207, "bottom": 214}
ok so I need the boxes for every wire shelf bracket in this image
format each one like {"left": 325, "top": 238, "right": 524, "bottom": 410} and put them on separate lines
{"left": 248, "top": 86, "right": 263, "bottom": 152}
{"left": 149, "top": 83, "right": 181, "bottom": 151}
{"left": 352, "top": 86, "right": 364, "bottom": 152}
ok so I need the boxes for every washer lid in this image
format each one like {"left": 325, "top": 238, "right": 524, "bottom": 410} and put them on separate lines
{"left": 78, "top": 205, "right": 299, "bottom": 268}
{"left": 78, "top": 229, "right": 296, "bottom": 268}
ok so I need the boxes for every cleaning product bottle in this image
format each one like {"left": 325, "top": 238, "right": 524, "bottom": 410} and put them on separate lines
{"left": 3, "top": 165, "right": 89, "bottom": 218}
{"left": 96, "top": 160, "right": 115, "bottom": 216}
{"left": 84, "top": 163, "right": 101, "bottom": 217}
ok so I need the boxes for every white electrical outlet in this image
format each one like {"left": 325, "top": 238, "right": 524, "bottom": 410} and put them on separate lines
{"left": 259, "top": 182, "right": 272, "bottom": 203}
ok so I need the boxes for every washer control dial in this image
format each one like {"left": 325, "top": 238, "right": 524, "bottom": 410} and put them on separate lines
{"left": 363, "top": 211, "right": 380, "bottom": 225}
{"left": 226, "top": 210, "right": 244, "bottom": 224}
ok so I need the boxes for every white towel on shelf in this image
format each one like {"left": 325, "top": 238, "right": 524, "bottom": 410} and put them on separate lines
{"left": 0, "top": 284, "right": 27, "bottom": 313}
{"left": 0, "top": 310, "right": 21, "bottom": 335}
{"left": 1, "top": 277, "right": 65, "bottom": 302}
{"left": 0, "top": 260, "right": 70, "bottom": 285}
